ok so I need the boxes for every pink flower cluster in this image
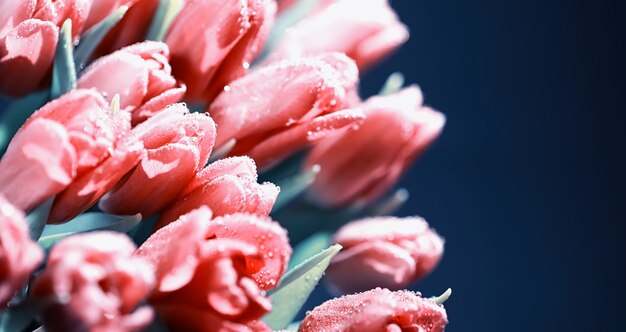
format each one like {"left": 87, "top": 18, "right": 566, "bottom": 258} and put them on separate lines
{"left": 0, "top": 0, "right": 451, "bottom": 331}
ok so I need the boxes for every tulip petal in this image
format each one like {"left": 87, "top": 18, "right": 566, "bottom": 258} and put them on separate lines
{"left": 0, "top": 19, "right": 58, "bottom": 97}
{"left": 326, "top": 241, "right": 417, "bottom": 293}
{"left": 101, "top": 142, "right": 200, "bottom": 217}
{"left": 48, "top": 138, "right": 143, "bottom": 223}
{"left": 136, "top": 207, "right": 212, "bottom": 293}
{"left": 207, "top": 213, "right": 291, "bottom": 290}
{"left": 0, "top": 118, "right": 75, "bottom": 212}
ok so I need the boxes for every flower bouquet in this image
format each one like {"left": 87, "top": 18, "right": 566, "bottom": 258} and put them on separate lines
{"left": 0, "top": 0, "right": 451, "bottom": 331}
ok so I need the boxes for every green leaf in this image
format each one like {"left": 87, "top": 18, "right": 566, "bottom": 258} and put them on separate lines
{"left": 145, "top": 0, "right": 184, "bottom": 42}
{"left": 74, "top": 5, "right": 129, "bottom": 72}
{"left": 379, "top": 72, "right": 405, "bottom": 95}
{"left": 0, "top": 90, "right": 49, "bottom": 153}
{"left": 263, "top": 244, "right": 342, "bottom": 329}
{"left": 38, "top": 212, "right": 142, "bottom": 249}
{"left": 26, "top": 198, "right": 54, "bottom": 241}
{"left": 288, "top": 231, "right": 331, "bottom": 270}
{"left": 429, "top": 288, "right": 452, "bottom": 305}
{"left": 272, "top": 165, "right": 321, "bottom": 213}
{"left": 51, "top": 19, "right": 77, "bottom": 99}
{"left": 366, "top": 188, "right": 409, "bottom": 216}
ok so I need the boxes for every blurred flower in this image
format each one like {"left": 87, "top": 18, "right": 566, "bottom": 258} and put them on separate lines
{"left": 155, "top": 156, "right": 279, "bottom": 230}
{"left": 325, "top": 216, "right": 444, "bottom": 294}
{"left": 299, "top": 288, "right": 448, "bottom": 332}
{"left": 0, "top": 89, "right": 142, "bottom": 223}
{"left": 270, "top": 0, "right": 408, "bottom": 70}
{"left": 276, "top": 0, "right": 296, "bottom": 14}
{"left": 304, "top": 86, "right": 445, "bottom": 208}
{"left": 165, "top": 0, "right": 277, "bottom": 103}
{"left": 100, "top": 104, "right": 216, "bottom": 217}
{"left": 208, "top": 52, "right": 364, "bottom": 170}
{"left": 77, "top": 41, "right": 186, "bottom": 125}
{"left": 31, "top": 232, "right": 154, "bottom": 332}
{"left": 0, "top": 0, "right": 91, "bottom": 96}
{"left": 137, "top": 207, "right": 291, "bottom": 331}
{"left": 0, "top": 196, "right": 43, "bottom": 307}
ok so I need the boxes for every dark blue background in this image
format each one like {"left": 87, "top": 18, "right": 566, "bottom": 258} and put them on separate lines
{"left": 346, "top": 0, "right": 625, "bottom": 330}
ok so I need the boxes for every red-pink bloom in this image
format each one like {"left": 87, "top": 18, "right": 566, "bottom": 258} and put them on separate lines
{"left": 136, "top": 207, "right": 291, "bottom": 331}
{"left": 165, "top": 0, "right": 276, "bottom": 103}
{"left": 155, "top": 156, "right": 279, "bottom": 230}
{"left": 91, "top": 0, "right": 159, "bottom": 58}
{"left": 0, "top": 196, "right": 43, "bottom": 307}
{"left": 276, "top": 0, "right": 296, "bottom": 14}
{"left": 299, "top": 288, "right": 448, "bottom": 332}
{"left": 208, "top": 53, "right": 364, "bottom": 170}
{"left": 31, "top": 232, "right": 154, "bottom": 332}
{"left": 0, "top": 0, "right": 91, "bottom": 96}
{"left": 270, "top": 0, "right": 408, "bottom": 69}
{"left": 326, "top": 216, "right": 444, "bottom": 294}
{"left": 0, "top": 89, "right": 143, "bottom": 223}
{"left": 100, "top": 104, "right": 216, "bottom": 217}
{"left": 83, "top": 0, "right": 135, "bottom": 31}
{"left": 304, "top": 86, "right": 445, "bottom": 207}
{"left": 77, "top": 41, "right": 186, "bottom": 125}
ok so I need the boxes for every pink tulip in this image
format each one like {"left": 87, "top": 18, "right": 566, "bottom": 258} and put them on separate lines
{"left": 31, "top": 232, "right": 154, "bottom": 332}
{"left": 136, "top": 207, "right": 291, "bottom": 331}
{"left": 208, "top": 53, "right": 364, "bottom": 170}
{"left": 304, "top": 86, "right": 445, "bottom": 207}
{"left": 83, "top": 0, "right": 136, "bottom": 31}
{"left": 165, "top": 0, "right": 277, "bottom": 103}
{"left": 0, "top": 196, "right": 43, "bottom": 307}
{"left": 270, "top": 0, "right": 408, "bottom": 69}
{"left": 155, "top": 156, "right": 279, "bottom": 230}
{"left": 0, "top": 89, "right": 143, "bottom": 223}
{"left": 91, "top": 0, "right": 160, "bottom": 59}
{"left": 0, "top": 0, "right": 91, "bottom": 96}
{"left": 100, "top": 104, "right": 216, "bottom": 217}
{"left": 299, "top": 288, "right": 448, "bottom": 332}
{"left": 325, "top": 217, "right": 444, "bottom": 294}
{"left": 77, "top": 41, "right": 186, "bottom": 125}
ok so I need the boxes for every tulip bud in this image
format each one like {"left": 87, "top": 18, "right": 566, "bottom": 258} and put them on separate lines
{"left": 100, "top": 103, "right": 217, "bottom": 217}
{"left": 0, "top": 0, "right": 91, "bottom": 96}
{"left": 325, "top": 216, "right": 444, "bottom": 294}
{"left": 208, "top": 53, "right": 364, "bottom": 170}
{"left": 137, "top": 207, "right": 291, "bottom": 331}
{"left": 31, "top": 232, "right": 154, "bottom": 332}
{"left": 77, "top": 41, "right": 186, "bottom": 125}
{"left": 155, "top": 156, "right": 279, "bottom": 229}
{"left": 165, "top": 0, "right": 277, "bottom": 103}
{"left": 304, "top": 86, "right": 445, "bottom": 207}
{"left": 0, "top": 196, "right": 43, "bottom": 307}
{"left": 299, "top": 288, "right": 448, "bottom": 332}
{"left": 0, "top": 89, "right": 142, "bottom": 223}
{"left": 270, "top": 0, "right": 409, "bottom": 69}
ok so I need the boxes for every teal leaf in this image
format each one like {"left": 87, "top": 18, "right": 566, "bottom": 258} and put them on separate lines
{"left": 272, "top": 165, "right": 320, "bottom": 213}
{"left": 145, "top": 0, "right": 184, "bottom": 42}
{"left": 74, "top": 5, "right": 129, "bottom": 72}
{"left": 366, "top": 188, "right": 409, "bottom": 216}
{"left": 288, "top": 231, "right": 331, "bottom": 270}
{"left": 51, "top": 19, "right": 77, "bottom": 99}
{"left": 0, "top": 90, "right": 49, "bottom": 153}
{"left": 26, "top": 198, "right": 54, "bottom": 241}
{"left": 38, "top": 212, "right": 142, "bottom": 249}
{"left": 265, "top": 0, "right": 322, "bottom": 53}
{"left": 263, "top": 244, "right": 342, "bottom": 329}
{"left": 285, "top": 321, "right": 301, "bottom": 331}
{"left": 379, "top": 72, "right": 405, "bottom": 95}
